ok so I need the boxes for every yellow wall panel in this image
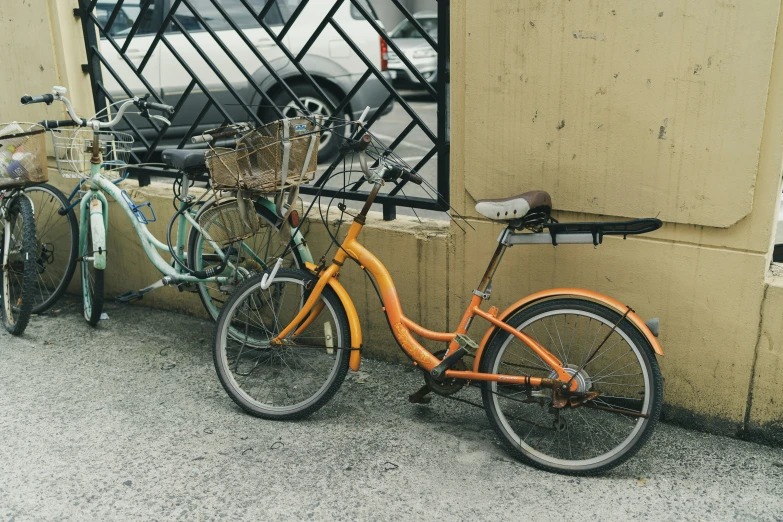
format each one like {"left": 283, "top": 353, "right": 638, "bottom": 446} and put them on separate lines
{"left": 461, "top": 0, "right": 780, "bottom": 227}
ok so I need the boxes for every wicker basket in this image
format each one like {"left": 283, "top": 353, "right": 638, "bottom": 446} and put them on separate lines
{"left": 0, "top": 123, "right": 48, "bottom": 189}
{"left": 205, "top": 117, "right": 321, "bottom": 193}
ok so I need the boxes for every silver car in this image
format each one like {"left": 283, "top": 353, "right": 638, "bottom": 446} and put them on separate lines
{"left": 387, "top": 11, "right": 438, "bottom": 88}
{"left": 98, "top": 0, "right": 392, "bottom": 162}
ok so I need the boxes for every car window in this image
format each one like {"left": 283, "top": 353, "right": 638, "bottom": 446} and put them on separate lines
{"left": 168, "top": 0, "right": 282, "bottom": 32}
{"left": 96, "top": 1, "right": 157, "bottom": 37}
{"left": 350, "top": 0, "right": 379, "bottom": 20}
{"left": 390, "top": 17, "right": 438, "bottom": 40}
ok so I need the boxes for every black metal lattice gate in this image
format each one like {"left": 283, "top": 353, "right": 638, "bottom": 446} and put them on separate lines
{"left": 75, "top": 0, "right": 449, "bottom": 218}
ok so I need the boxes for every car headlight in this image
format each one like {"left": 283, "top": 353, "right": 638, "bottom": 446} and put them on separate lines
{"left": 411, "top": 48, "right": 437, "bottom": 59}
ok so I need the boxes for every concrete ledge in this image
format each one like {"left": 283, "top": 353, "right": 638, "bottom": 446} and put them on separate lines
{"left": 47, "top": 170, "right": 452, "bottom": 361}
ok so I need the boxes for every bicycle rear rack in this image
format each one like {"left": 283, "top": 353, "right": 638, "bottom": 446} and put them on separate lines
{"left": 500, "top": 218, "right": 663, "bottom": 247}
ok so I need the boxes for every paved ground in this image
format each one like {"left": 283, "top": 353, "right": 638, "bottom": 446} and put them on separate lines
{"left": 2, "top": 300, "right": 782, "bottom": 521}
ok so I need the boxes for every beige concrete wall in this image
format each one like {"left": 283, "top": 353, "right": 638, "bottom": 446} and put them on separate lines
{"left": 1, "top": 1, "right": 94, "bottom": 127}
{"left": 751, "top": 276, "right": 783, "bottom": 442}
{"left": 451, "top": 0, "right": 783, "bottom": 436}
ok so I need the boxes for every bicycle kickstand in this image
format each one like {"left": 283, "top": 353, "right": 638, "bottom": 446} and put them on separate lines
{"left": 408, "top": 384, "right": 432, "bottom": 404}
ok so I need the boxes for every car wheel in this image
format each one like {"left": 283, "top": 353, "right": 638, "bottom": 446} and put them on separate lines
{"left": 265, "top": 85, "right": 350, "bottom": 164}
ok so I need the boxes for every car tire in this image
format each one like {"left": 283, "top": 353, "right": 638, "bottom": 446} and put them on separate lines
{"left": 263, "top": 84, "right": 350, "bottom": 164}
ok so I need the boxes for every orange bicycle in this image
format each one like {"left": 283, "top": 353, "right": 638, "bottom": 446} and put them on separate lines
{"left": 212, "top": 131, "right": 665, "bottom": 475}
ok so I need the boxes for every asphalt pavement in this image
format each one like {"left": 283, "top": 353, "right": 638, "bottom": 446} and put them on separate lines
{"left": 1, "top": 299, "right": 782, "bottom": 521}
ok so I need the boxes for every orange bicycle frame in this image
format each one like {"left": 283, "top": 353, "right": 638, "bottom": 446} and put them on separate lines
{"left": 271, "top": 181, "right": 663, "bottom": 391}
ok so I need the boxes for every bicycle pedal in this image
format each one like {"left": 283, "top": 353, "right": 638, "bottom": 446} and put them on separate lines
{"left": 429, "top": 335, "right": 478, "bottom": 381}
{"left": 454, "top": 333, "right": 479, "bottom": 355}
{"left": 115, "top": 290, "right": 143, "bottom": 304}
{"left": 178, "top": 282, "right": 199, "bottom": 293}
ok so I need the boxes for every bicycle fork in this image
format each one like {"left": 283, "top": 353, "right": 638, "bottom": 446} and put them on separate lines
{"left": 79, "top": 191, "right": 108, "bottom": 270}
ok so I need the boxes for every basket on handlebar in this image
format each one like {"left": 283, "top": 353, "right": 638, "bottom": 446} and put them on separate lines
{"left": 51, "top": 127, "right": 133, "bottom": 179}
{"left": 205, "top": 117, "right": 321, "bottom": 194}
{"left": 0, "top": 123, "right": 48, "bottom": 189}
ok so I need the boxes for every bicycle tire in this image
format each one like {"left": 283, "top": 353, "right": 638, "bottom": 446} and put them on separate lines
{"left": 479, "top": 298, "right": 663, "bottom": 475}
{"left": 1, "top": 195, "right": 36, "bottom": 335}
{"left": 187, "top": 198, "right": 304, "bottom": 321}
{"left": 213, "top": 268, "right": 351, "bottom": 420}
{"left": 24, "top": 183, "right": 78, "bottom": 314}
{"left": 81, "top": 217, "right": 104, "bottom": 327}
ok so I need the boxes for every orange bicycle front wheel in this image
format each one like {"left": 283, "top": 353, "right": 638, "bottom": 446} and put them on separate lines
{"left": 479, "top": 298, "right": 663, "bottom": 475}
{"left": 213, "top": 268, "right": 351, "bottom": 420}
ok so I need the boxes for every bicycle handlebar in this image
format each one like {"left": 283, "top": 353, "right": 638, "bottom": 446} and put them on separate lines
{"left": 38, "top": 119, "right": 82, "bottom": 130}
{"left": 21, "top": 94, "right": 54, "bottom": 105}
{"left": 22, "top": 87, "right": 174, "bottom": 129}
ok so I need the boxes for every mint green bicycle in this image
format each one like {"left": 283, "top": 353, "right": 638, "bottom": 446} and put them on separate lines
{"left": 21, "top": 87, "right": 313, "bottom": 325}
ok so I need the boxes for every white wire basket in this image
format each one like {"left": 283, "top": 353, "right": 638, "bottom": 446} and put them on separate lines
{"left": 51, "top": 128, "right": 134, "bottom": 179}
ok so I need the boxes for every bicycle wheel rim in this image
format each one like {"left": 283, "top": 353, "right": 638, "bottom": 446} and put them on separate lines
{"left": 192, "top": 201, "right": 302, "bottom": 321}
{"left": 24, "top": 185, "right": 78, "bottom": 313}
{"left": 80, "top": 223, "right": 102, "bottom": 324}
{"left": 488, "top": 307, "right": 653, "bottom": 471}
{"left": 1, "top": 198, "right": 34, "bottom": 330}
{"left": 215, "top": 274, "right": 346, "bottom": 415}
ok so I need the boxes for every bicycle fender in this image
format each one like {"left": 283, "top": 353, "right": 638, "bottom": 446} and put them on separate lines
{"left": 89, "top": 199, "right": 106, "bottom": 270}
{"left": 327, "top": 277, "right": 363, "bottom": 371}
{"left": 254, "top": 197, "right": 313, "bottom": 264}
{"left": 473, "top": 288, "right": 663, "bottom": 373}
{"left": 305, "top": 262, "right": 362, "bottom": 370}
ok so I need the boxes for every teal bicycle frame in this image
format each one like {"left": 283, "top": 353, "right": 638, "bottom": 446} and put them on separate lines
{"left": 78, "top": 133, "right": 312, "bottom": 313}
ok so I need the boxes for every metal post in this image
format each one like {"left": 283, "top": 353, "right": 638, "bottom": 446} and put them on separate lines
{"left": 76, "top": 0, "right": 108, "bottom": 119}
{"left": 383, "top": 203, "right": 397, "bottom": 221}
{"left": 436, "top": 0, "right": 451, "bottom": 211}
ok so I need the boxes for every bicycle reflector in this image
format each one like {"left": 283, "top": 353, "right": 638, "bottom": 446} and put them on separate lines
{"left": 290, "top": 210, "right": 300, "bottom": 228}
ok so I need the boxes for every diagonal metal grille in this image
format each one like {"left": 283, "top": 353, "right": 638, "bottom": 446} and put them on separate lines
{"left": 76, "top": 0, "right": 449, "bottom": 216}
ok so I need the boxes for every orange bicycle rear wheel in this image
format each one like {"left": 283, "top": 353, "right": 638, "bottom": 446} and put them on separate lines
{"left": 479, "top": 298, "right": 663, "bottom": 475}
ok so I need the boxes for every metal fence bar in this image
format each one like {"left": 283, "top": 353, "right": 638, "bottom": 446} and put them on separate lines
{"left": 329, "top": 18, "right": 437, "bottom": 143}
{"left": 294, "top": 0, "right": 344, "bottom": 62}
{"left": 389, "top": 0, "right": 438, "bottom": 50}
{"left": 437, "top": 0, "right": 451, "bottom": 210}
{"left": 277, "top": 0, "right": 310, "bottom": 41}
{"left": 349, "top": 0, "right": 437, "bottom": 100}
{"left": 120, "top": 0, "right": 155, "bottom": 53}
{"left": 77, "top": 0, "right": 449, "bottom": 215}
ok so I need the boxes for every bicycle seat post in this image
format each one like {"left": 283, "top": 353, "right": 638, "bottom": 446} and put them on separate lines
{"left": 474, "top": 232, "right": 509, "bottom": 300}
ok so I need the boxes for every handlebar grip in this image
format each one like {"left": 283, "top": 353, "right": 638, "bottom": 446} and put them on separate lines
{"left": 339, "top": 133, "right": 372, "bottom": 155}
{"left": 21, "top": 94, "right": 54, "bottom": 105}
{"left": 191, "top": 128, "right": 237, "bottom": 144}
{"left": 134, "top": 98, "right": 175, "bottom": 114}
{"left": 146, "top": 101, "right": 175, "bottom": 114}
{"left": 38, "top": 119, "right": 80, "bottom": 130}
{"left": 383, "top": 165, "right": 423, "bottom": 185}
{"left": 191, "top": 134, "right": 212, "bottom": 144}
{"left": 406, "top": 171, "right": 424, "bottom": 186}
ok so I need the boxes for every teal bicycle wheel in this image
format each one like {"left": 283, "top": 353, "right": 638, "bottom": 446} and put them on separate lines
{"left": 187, "top": 198, "right": 305, "bottom": 321}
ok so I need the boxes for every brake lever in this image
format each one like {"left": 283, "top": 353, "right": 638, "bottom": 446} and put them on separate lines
{"left": 150, "top": 114, "right": 171, "bottom": 126}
